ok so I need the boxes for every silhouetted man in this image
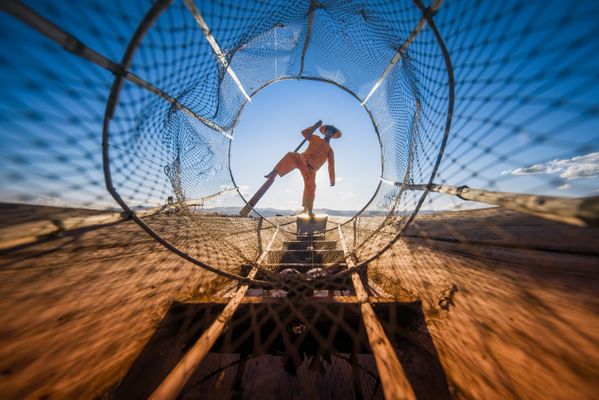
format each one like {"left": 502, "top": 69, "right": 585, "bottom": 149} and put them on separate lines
{"left": 265, "top": 121, "right": 342, "bottom": 217}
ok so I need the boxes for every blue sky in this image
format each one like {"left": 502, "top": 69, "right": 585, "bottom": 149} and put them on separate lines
{"left": 230, "top": 79, "right": 380, "bottom": 211}
{"left": 0, "top": 0, "right": 597, "bottom": 213}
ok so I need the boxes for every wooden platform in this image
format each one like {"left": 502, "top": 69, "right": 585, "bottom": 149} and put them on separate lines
{"left": 0, "top": 204, "right": 597, "bottom": 399}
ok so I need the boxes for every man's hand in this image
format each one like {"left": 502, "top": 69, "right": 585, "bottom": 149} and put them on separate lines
{"left": 302, "top": 120, "right": 322, "bottom": 139}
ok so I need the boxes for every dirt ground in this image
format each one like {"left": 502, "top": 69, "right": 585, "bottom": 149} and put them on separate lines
{"left": 0, "top": 204, "right": 231, "bottom": 399}
{"left": 0, "top": 204, "right": 598, "bottom": 399}
{"left": 370, "top": 208, "right": 599, "bottom": 399}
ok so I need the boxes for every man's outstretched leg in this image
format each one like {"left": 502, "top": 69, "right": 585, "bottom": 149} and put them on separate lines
{"left": 301, "top": 166, "right": 316, "bottom": 218}
{"left": 265, "top": 152, "right": 302, "bottom": 179}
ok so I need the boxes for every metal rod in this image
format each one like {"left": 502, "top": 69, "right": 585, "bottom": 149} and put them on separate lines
{"left": 361, "top": 0, "right": 443, "bottom": 105}
{"left": 397, "top": 182, "right": 599, "bottom": 227}
{"left": 183, "top": 0, "right": 251, "bottom": 102}
{"left": 1, "top": 0, "right": 228, "bottom": 136}
{"left": 148, "top": 227, "right": 280, "bottom": 400}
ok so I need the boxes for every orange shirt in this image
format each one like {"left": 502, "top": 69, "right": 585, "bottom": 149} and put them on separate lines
{"left": 302, "top": 134, "right": 335, "bottom": 184}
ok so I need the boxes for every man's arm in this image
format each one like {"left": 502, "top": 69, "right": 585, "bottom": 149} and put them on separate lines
{"left": 301, "top": 120, "right": 322, "bottom": 140}
{"left": 328, "top": 149, "right": 335, "bottom": 186}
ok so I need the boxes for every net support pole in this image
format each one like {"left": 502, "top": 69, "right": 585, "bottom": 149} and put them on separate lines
{"left": 0, "top": 188, "right": 238, "bottom": 251}
{"left": 0, "top": 0, "right": 229, "bottom": 136}
{"left": 338, "top": 226, "right": 417, "bottom": 400}
{"left": 299, "top": 0, "right": 317, "bottom": 77}
{"left": 361, "top": 0, "right": 443, "bottom": 105}
{"left": 393, "top": 181, "right": 599, "bottom": 227}
{"left": 183, "top": 0, "right": 251, "bottom": 102}
{"left": 148, "top": 227, "right": 279, "bottom": 400}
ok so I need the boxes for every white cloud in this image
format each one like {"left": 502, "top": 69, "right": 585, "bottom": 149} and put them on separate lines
{"left": 237, "top": 185, "right": 250, "bottom": 196}
{"left": 557, "top": 183, "right": 572, "bottom": 191}
{"left": 501, "top": 152, "right": 599, "bottom": 181}
{"left": 336, "top": 177, "right": 344, "bottom": 183}
{"left": 338, "top": 191, "right": 355, "bottom": 200}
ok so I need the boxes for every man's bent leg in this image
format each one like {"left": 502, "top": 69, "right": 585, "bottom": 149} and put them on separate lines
{"left": 272, "top": 152, "right": 302, "bottom": 177}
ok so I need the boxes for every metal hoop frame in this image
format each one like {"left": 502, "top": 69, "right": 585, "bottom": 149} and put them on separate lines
{"left": 101, "top": 0, "right": 453, "bottom": 283}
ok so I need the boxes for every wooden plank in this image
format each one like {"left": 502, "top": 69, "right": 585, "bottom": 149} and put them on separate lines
{"left": 188, "top": 295, "right": 405, "bottom": 305}
{"left": 404, "top": 208, "right": 599, "bottom": 256}
{"left": 148, "top": 227, "right": 279, "bottom": 400}
{"left": 338, "top": 226, "right": 416, "bottom": 400}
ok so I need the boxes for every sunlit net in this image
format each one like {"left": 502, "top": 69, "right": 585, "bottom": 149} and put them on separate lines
{"left": 1, "top": 0, "right": 598, "bottom": 395}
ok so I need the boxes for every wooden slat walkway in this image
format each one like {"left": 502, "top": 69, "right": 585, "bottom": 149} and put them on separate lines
{"left": 143, "top": 220, "right": 419, "bottom": 399}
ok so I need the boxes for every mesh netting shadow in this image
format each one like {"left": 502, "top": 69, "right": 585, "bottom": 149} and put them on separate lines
{"left": 1, "top": 0, "right": 597, "bottom": 280}
{"left": 1, "top": 0, "right": 598, "bottom": 398}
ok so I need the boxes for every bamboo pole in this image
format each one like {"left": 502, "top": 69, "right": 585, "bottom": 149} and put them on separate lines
{"left": 400, "top": 182, "right": 599, "bottom": 227}
{"left": 148, "top": 227, "right": 279, "bottom": 400}
{"left": 183, "top": 0, "right": 251, "bottom": 102}
{"left": 0, "top": 188, "right": 238, "bottom": 251}
{"left": 361, "top": 0, "right": 443, "bottom": 105}
{"left": 338, "top": 226, "right": 416, "bottom": 400}
{"left": 0, "top": 210, "right": 142, "bottom": 251}
{"left": 0, "top": 0, "right": 228, "bottom": 136}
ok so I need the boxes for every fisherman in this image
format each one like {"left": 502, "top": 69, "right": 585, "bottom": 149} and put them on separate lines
{"left": 265, "top": 120, "right": 342, "bottom": 217}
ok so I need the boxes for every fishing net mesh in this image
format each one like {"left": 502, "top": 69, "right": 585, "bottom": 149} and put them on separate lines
{"left": 1, "top": 0, "right": 598, "bottom": 397}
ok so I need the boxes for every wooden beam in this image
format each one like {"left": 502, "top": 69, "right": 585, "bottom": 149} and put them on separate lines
{"left": 394, "top": 181, "right": 599, "bottom": 227}
{"left": 148, "top": 227, "right": 279, "bottom": 400}
{"left": 188, "top": 295, "right": 406, "bottom": 305}
{"left": 0, "top": 188, "right": 240, "bottom": 250}
{"left": 338, "top": 227, "right": 416, "bottom": 400}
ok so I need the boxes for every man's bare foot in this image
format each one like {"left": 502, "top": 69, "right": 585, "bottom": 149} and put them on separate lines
{"left": 264, "top": 170, "right": 276, "bottom": 179}
{"left": 302, "top": 208, "right": 314, "bottom": 218}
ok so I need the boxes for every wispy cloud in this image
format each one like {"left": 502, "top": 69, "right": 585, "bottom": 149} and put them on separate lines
{"left": 501, "top": 152, "right": 599, "bottom": 181}
{"left": 237, "top": 184, "right": 250, "bottom": 196}
{"left": 557, "top": 183, "right": 572, "bottom": 191}
{"left": 338, "top": 191, "right": 355, "bottom": 200}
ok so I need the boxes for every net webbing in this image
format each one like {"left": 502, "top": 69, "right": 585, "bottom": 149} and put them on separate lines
{"left": 2, "top": 0, "right": 597, "bottom": 273}
{"left": 0, "top": 0, "right": 598, "bottom": 397}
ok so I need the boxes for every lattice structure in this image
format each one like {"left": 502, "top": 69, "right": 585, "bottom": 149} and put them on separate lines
{"left": 0, "top": 0, "right": 598, "bottom": 398}
{"left": 1, "top": 0, "right": 598, "bottom": 271}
